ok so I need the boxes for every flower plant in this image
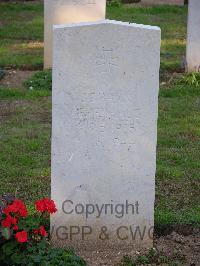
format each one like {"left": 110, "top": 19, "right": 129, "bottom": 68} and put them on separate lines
{"left": 1, "top": 196, "right": 56, "bottom": 244}
{"left": 0, "top": 195, "right": 86, "bottom": 265}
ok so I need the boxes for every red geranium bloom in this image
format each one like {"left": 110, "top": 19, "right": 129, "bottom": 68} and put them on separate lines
{"left": 4, "top": 200, "right": 28, "bottom": 217}
{"left": 35, "top": 198, "right": 57, "bottom": 214}
{"left": 35, "top": 199, "right": 46, "bottom": 212}
{"left": 2, "top": 215, "right": 12, "bottom": 228}
{"left": 33, "top": 229, "right": 39, "bottom": 234}
{"left": 13, "top": 225, "right": 18, "bottom": 231}
{"left": 15, "top": 231, "right": 28, "bottom": 243}
{"left": 3, "top": 207, "right": 10, "bottom": 216}
{"left": 33, "top": 226, "right": 47, "bottom": 237}
{"left": 39, "top": 226, "right": 47, "bottom": 237}
{"left": 2, "top": 215, "right": 17, "bottom": 228}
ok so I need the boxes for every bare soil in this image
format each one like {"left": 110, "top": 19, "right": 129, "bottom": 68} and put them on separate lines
{"left": 0, "top": 70, "right": 35, "bottom": 88}
{"left": 78, "top": 230, "right": 200, "bottom": 265}
{"left": 126, "top": 0, "right": 184, "bottom": 7}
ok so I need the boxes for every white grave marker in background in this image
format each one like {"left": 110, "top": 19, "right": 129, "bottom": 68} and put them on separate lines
{"left": 44, "top": 0, "right": 106, "bottom": 69}
{"left": 51, "top": 20, "right": 161, "bottom": 251}
{"left": 186, "top": 0, "right": 200, "bottom": 72}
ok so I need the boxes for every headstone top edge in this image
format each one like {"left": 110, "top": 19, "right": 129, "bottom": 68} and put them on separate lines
{"left": 53, "top": 19, "right": 161, "bottom": 32}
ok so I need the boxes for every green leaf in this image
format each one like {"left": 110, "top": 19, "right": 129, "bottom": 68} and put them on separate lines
{"left": 1, "top": 227, "right": 11, "bottom": 240}
{"left": 33, "top": 255, "right": 42, "bottom": 263}
{"left": 11, "top": 253, "right": 23, "bottom": 264}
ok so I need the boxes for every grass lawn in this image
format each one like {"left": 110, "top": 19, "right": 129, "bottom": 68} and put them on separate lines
{"left": 107, "top": 5, "right": 187, "bottom": 74}
{"left": 0, "top": 3, "right": 43, "bottom": 69}
{"left": 0, "top": 3, "right": 187, "bottom": 73}
{"left": 0, "top": 2, "right": 199, "bottom": 230}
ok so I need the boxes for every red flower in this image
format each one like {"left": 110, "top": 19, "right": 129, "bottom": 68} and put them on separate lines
{"left": 4, "top": 207, "right": 10, "bottom": 216}
{"left": 15, "top": 231, "right": 28, "bottom": 243}
{"left": 13, "top": 225, "right": 18, "bottom": 231}
{"left": 39, "top": 226, "right": 47, "bottom": 237}
{"left": 33, "top": 226, "right": 47, "bottom": 237}
{"left": 11, "top": 217, "right": 17, "bottom": 226}
{"left": 4, "top": 200, "right": 28, "bottom": 217}
{"left": 2, "top": 215, "right": 17, "bottom": 228}
{"left": 33, "top": 229, "right": 39, "bottom": 234}
{"left": 2, "top": 215, "right": 12, "bottom": 228}
{"left": 35, "top": 200, "right": 46, "bottom": 212}
{"left": 35, "top": 198, "right": 57, "bottom": 214}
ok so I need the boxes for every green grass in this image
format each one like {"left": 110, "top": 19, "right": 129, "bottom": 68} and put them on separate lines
{"left": 0, "top": 3, "right": 187, "bottom": 72}
{"left": 24, "top": 70, "right": 52, "bottom": 91}
{"left": 155, "top": 82, "right": 200, "bottom": 227}
{"left": 0, "top": 89, "right": 51, "bottom": 201}
{"left": 0, "top": 3, "right": 43, "bottom": 69}
{"left": 0, "top": 87, "right": 51, "bottom": 99}
{"left": 120, "top": 248, "right": 185, "bottom": 266}
{"left": 107, "top": 5, "right": 187, "bottom": 73}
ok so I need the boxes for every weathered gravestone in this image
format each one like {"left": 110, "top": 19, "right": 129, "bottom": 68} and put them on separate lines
{"left": 51, "top": 20, "right": 161, "bottom": 251}
{"left": 186, "top": 0, "right": 200, "bottom": 72}
{"left": 44, "top": 0, "right": 106, "bottom": 69}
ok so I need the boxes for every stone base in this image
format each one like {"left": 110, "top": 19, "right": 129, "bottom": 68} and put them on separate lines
{"left": 51, "top": 236, "right": 153, "bottom": 252}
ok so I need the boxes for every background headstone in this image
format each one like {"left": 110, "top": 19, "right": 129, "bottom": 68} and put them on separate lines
{"left": 51, "top": 20, "right": 160, "bottom": 251}
{"left": 44, "top": 0, "right": 106, "bottom": 69}
{"left": 186, "top": 0, "right": 200, "bottom": 72}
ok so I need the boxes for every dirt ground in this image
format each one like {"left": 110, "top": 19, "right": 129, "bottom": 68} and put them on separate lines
{"left": 0, "top": 70, "right": 35, "bottom": 88}
{"left": 139, "top": 0, "right": 184, "bottom": 6}
{"left": 78, "top": 230, "right": 200, "bottom": 265}
{"left": 128, "top": 0, "right": 184, "bottom": 6}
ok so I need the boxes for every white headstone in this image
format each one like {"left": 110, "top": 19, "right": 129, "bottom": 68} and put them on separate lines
{"left": 186, "top": 0, "right": 200, "bottom": 72}
{"left": 51, "top": 20, "right": 161, "bottom": 251}
{"left": 44, "top": 0, "right": 106, "bottom": 69}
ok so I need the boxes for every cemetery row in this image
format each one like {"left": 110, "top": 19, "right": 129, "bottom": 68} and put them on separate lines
{"left": 45, "top": 0, "right": 200, "bottom": 73}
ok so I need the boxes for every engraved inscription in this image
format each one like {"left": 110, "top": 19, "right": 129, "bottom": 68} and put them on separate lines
{"left": 54, "top": 0, "right": 96, "bottom": 5}
{"left": 96, "top": 46, "right": 118, "bottom": 73}
{"left": 57, "top": 87, "right": 140, "bottom": 151}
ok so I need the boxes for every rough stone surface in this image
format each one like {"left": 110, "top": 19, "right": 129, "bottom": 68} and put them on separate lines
{"left": 44, "top": 0, "right": 106, "bottom": 69}
{"left": 186, "top": 0, "right": 200, "bottom": 72}
{"left": 51, "top": 20, "right": 161, "bottom": 251}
